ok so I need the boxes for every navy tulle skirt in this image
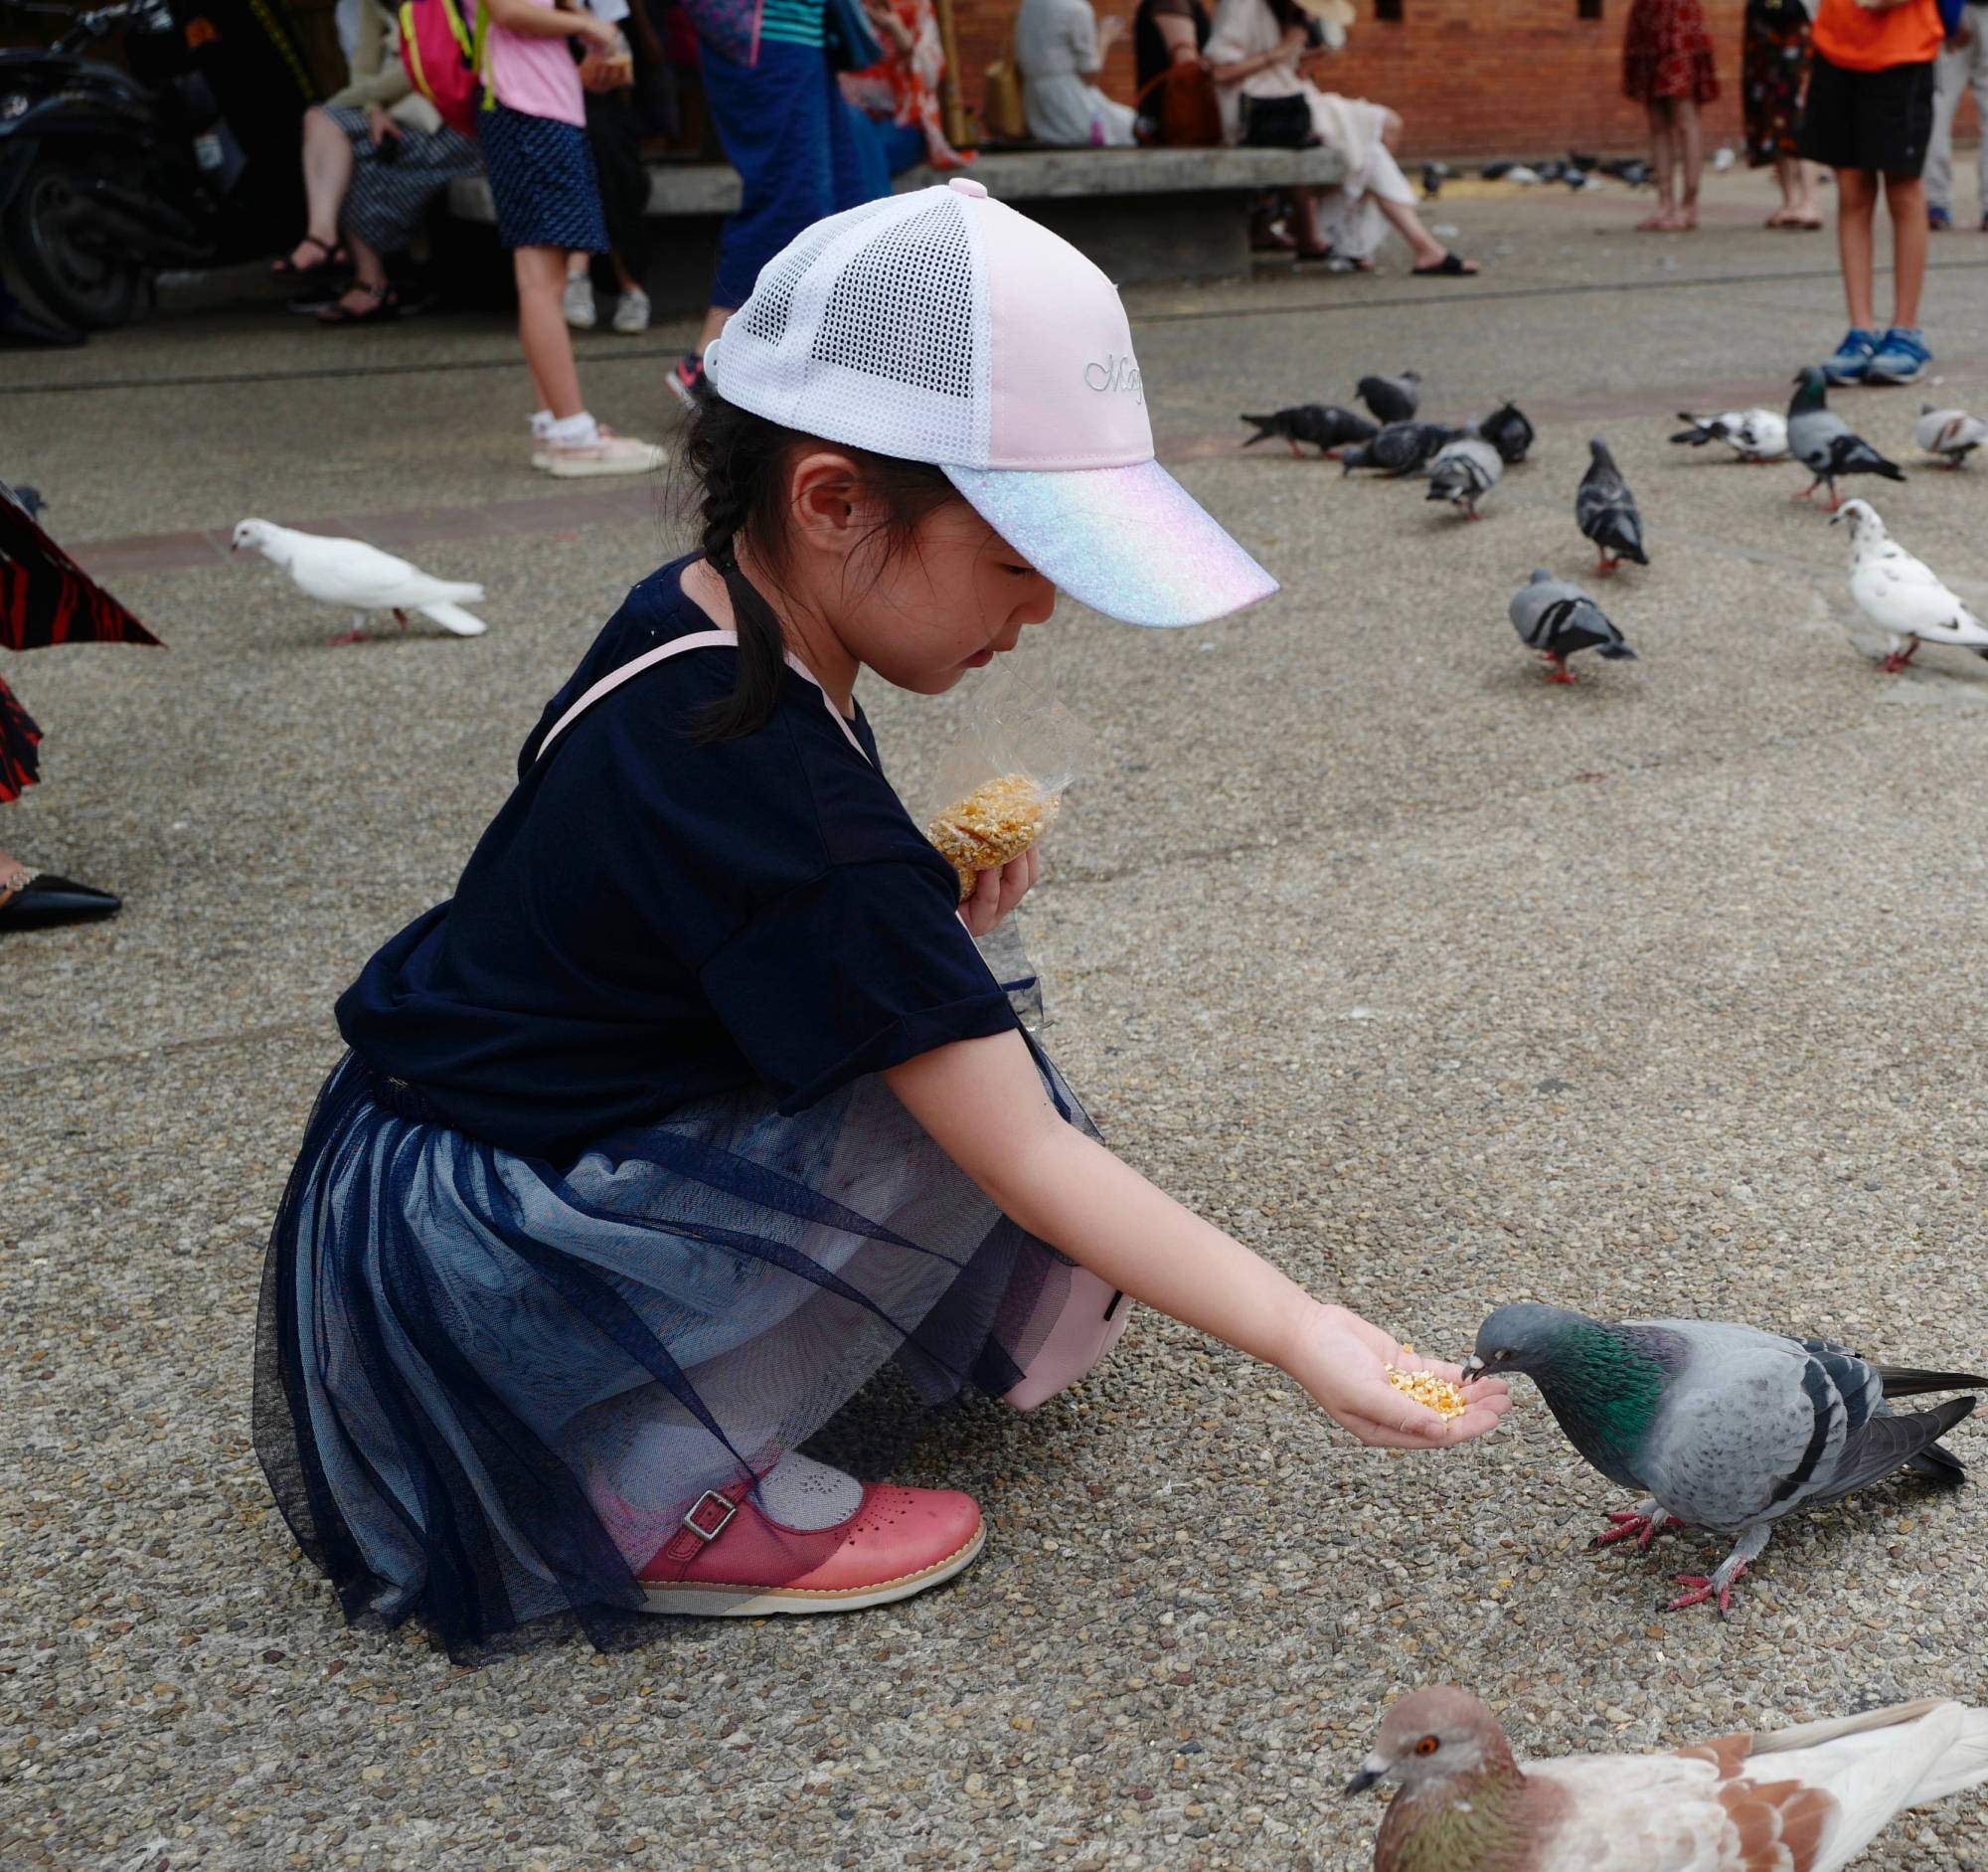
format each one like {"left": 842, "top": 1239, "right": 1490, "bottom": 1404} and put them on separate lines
{"left": 253, "top": 1048, "right": 1094, "bottom": 1658}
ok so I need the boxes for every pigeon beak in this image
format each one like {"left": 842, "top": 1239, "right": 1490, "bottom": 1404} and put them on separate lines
{"left": 1460, "top": 1353, "right": 1487, "bottom": 1380}
{"left": 1345, "top": 1759, "right": 1389, "bottom": 1796}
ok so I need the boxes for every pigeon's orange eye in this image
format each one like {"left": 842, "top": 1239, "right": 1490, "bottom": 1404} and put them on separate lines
{"left": 1413, "top": 1737, "right": 1439, "bottom": 1757}
{"left": 1494, "top": 1350, "right": 1515, "bottom": 1361}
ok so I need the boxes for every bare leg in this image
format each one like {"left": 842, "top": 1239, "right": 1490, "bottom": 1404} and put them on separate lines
{"left": 1885, "top": 171, "right": 1927, "bottom": 328}
{"left": 319, "top": 232, "right": 390, "bottom": 320}
{"left": 1640, "top": 102, "right": 1681, "bottom": 228}
{"left": 287, "top": 107, "right": 353, "bottom": 266}
{"left": 609, "top": 250, "right": 640, "bottom": 293}
{"left": 516, "top": 246, "right": 584, "bottom": 420}
{"left": 1372, "top": 193, "right": 1474, "bottom": 269}
{"left": 1674, "top": 95, "right": 1703, "bottom": 227}
{"left": 1797, "top": 158, "right": 1823, "bottom": 222}
{"left": 1836, "top": 167, "right": 1880, "bottom": 329}
{"left": 696, "top": 303, "right": 732, "bottom": 357}
{"left": 1769, "top": 154, "right": 1800, "bottom": 224}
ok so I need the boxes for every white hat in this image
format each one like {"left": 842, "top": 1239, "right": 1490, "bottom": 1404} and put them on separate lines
{"left": 703, "top": 178, "right": 1276, "bottom": 629}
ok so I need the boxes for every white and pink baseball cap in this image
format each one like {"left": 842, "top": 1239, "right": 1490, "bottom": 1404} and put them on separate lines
{"left": 702, "top": 177, "right": 1276, "bottom": 629}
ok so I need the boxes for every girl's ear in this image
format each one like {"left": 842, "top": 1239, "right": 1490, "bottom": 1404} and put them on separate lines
{"left": 785, "top": 449, "right": 874, "bottom": 559}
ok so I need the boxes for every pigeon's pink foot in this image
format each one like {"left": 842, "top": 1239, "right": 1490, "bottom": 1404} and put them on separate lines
{"left": 327, "top": 625, "right": 368, "bottom": 646}
{"left": 1793, "top": 485, "right": 1816, "bottom": 501}
{"left": 1594, "top": 1509, "right": 1675, "bottom": 1550}
{"left": 1593, "top": 554, "right": 1617, "bottom": 576}
{"left": 1823, "top": 491, "right": 1844, "bottom": 514}
{"left": 1668, "top": 1562, "right": 1747, "bottom": 1616}
{"left": 1288, "top": 439, "right": 1302, "bottom": 458}
{"left": 1544, "top": 664, "right": 1577, "bottom": 685}
{"left": 393, "top": 607, "right": 410, "bottom": 630}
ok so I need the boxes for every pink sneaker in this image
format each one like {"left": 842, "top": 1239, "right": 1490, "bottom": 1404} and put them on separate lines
{"left": 536, "top": 425, "right": 666, "bottom": 478}
{"left": 637, "top": 1479, "right": 985, "bottom": 1617}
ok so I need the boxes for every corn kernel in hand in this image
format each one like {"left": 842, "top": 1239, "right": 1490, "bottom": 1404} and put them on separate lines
{"left": 927, "top": 772, "right": 1060, "bottom": 902}
{"left": 1384, "top": 1346, "right": 1468, "bottom": 1421}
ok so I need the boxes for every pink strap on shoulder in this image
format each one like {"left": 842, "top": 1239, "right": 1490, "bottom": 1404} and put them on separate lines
{"left": 531, "top": 627, "right": 870, "bottom": 766}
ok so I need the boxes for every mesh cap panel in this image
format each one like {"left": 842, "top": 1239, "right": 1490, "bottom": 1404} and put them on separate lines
{"left": 708, "top": 188, "right": 991, "bottom": 469}
{"left": 809, "top": 201, "right": 977, "bottom": 404}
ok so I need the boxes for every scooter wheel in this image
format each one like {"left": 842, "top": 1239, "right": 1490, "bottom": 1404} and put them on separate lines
{"left": 4, "top": 156, "right": 142, "bottom": 331}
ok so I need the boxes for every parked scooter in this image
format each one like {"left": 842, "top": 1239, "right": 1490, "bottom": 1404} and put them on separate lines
{"left": 0, "top": 0, "right": 316, "bottom": 330}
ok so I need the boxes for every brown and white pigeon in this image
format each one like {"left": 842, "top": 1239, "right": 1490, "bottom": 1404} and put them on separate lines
{"left": 1350, "top": 1685, "right": 1988, "bottom": 1872}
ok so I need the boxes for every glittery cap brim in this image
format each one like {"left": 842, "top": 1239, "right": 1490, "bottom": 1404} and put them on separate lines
{"left": 942, "top": 460, "right": 1278, "bottom": 628}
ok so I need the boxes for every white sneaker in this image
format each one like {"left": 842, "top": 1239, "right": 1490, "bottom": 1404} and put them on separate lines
{"left": 562, "top": 272, "right": 596, "bottom": 331}
{"left": 537, "top": 425, "right": 666, "bottom": 477}
{"left": 611, "top": 286, "right": 651, "bottom": 335}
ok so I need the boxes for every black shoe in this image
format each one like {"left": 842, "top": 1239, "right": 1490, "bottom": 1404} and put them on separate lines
{"left": 0, "top": 871, "right": 121, "bottom": 928}
{"left": 0, "top": 305, "right": 84, "bottom": 347}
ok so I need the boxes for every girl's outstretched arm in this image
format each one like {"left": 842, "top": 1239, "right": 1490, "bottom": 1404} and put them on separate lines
{"left": 884, "top": 1031, "right": 1510, "bottom": 1448}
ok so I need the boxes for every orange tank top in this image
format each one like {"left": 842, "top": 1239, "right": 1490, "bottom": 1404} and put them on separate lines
{"left": 1811, "top": 0, "right": 1944, "bottom": 72}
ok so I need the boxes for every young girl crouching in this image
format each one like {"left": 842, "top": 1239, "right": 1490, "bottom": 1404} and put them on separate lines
{"left": 253, "top": 180, "right": 1509, "bottom": 1657}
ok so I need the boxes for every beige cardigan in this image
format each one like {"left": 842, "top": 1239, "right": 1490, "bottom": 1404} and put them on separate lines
{"left": 325, "top": 0, "right": 446, "bottom": 134}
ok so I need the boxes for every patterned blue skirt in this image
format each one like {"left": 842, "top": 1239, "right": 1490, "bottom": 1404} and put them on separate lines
{"left": 476, "top": 99, "right": 608, "bottom": 254}
{"left": 253, "top": 1049, "right": 1096, "bottom": 1657}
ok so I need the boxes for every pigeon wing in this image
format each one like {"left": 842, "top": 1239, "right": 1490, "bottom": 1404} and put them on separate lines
{"left": 1850, "top": 543, "right": 1986, "bottom": 639}
{"left": 282, "top": 536, "right": 437, "bottom": 609}
{"left": 1635, "top": 1326, "right": 1847, "bottom": 1531}
{"left": 1803, "top": 1396, "right": 1975, "bottom": 1506}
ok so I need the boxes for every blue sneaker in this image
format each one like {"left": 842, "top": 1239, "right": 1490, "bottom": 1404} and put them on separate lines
{"left": 1928, "top": 204, "right": 1953, "bottom": 231}
{"left": 1865, "top": 327, "right": 1932, "bottom": 386}
{"left": 1822, "top": 327, "right": 1880, "bottom": 385}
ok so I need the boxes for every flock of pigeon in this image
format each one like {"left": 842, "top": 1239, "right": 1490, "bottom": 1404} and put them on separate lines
{"left": 1241, "top": 368, "right": 1988, "bottom": 684}
{"left": 1241, "top": 377, "right": 1988, "bottom": 1865}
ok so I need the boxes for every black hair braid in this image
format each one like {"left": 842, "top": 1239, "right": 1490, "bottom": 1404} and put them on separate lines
{"left": 676, "top": 390, "right": 958, "bottom": 745}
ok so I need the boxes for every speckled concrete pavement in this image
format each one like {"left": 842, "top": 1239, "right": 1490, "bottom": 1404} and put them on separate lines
{"left": 5, "top": 169, "right": 1988, "bottom": 1872}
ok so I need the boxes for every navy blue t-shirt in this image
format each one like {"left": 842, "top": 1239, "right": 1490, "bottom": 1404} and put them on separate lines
{"left": 337, "top": 557, "right": 1018, "bottom": 1162}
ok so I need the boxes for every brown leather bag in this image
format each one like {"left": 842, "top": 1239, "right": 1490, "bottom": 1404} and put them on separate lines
{"left": 1134, "top": 62, "right": 1223, "bottom": 147}
{"left": 982, "top": 43, "right": 1028, "bottom": 144}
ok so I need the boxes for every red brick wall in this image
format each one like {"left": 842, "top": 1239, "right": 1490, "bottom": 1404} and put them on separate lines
{"left": 951, "top": 0, "right": 1975, "bottom": 161}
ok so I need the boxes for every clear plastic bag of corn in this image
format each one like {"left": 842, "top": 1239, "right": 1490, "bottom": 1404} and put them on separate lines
{"left": 1384, "top": 1346, "right": 1468, "bottom": 1421}
{"left": 924, "top": 662, "right": 1087, "bottom": 904}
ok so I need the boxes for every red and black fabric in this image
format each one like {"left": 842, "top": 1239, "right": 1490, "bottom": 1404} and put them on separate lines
{"left": 0, "top": 675, "right": 42, "bottom": 804}
{"left": 0, "top": 492, "right": 160, "bottom": 653}
{"left": 1623, "top": 0, "right": 1722, "bottom": 106}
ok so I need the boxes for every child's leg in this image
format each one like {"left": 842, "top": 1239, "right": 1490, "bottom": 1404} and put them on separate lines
{"left": 515, "top": 245, "right": 584, "bottom": 421}
{"left": 1640, "top": 101, "right": 1679, "bottom": 228}
{"left": 1835, "top": 167, "right": 1880, "bottom": 329}
{"left": 1674, "top": 94, "right": 1703, "bottom": 226}
{"left": 1883, "top": 171, "right": 1928, "bottom": 328}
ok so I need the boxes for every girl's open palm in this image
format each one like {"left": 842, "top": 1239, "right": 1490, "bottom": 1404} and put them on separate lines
{"left": 1290, "top": 1304, "right": 1511, "bottom": 1448}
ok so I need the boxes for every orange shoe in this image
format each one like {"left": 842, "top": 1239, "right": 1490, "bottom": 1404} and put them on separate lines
{"left": 637, "top": 1478, "right": 985, "bottom": 1617}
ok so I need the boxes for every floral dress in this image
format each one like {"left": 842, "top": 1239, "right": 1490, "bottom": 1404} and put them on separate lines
{"left": 1742, "top": 0, "right": 1813, "bottom": 165}
{"left": 1622, "top": 0, "right": 1721, "bottom": 106}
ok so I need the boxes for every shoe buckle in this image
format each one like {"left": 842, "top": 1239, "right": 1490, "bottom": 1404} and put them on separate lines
{"left": 681, "top": 1489, "right": 739, "bottom": 1543}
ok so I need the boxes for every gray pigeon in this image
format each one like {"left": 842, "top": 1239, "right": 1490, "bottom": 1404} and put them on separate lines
{"left": 1342, "top": 421, "right": 1453, "bottom": 476}
{"left": 1787, "top": 366, "right": 1905, "bottom": 510}
{"left": 1425, "top": 428, "right": 1502, "bottom": 519}
{"left": 1239, "top": 404, "right": 1378, "bottom": 457}
{"left": 1574, "top": 437, "right": 1647, "bottom": 571}
{"left": 1507, "top": 570, "right": 1636, "bottom": 682}
{"left": 1357, "top": 370, "right": 1422, "bottom": 425}
{"left": 1463, "top": 1302, "right": 1986, "bottom": 1615}
{"left": 1479, "top": 400, "right": 1535, "bottom": 464}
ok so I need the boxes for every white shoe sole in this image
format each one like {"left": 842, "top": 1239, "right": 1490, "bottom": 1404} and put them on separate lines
{"left": 638, "top": 1518, "right": 985, "bottom": 1617}
{"left": 543, "top": 450, "right": 666, "bottom": 478}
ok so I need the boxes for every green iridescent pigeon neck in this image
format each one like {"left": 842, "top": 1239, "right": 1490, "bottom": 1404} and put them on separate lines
{"left": 1529, "top": 1321, "right": 1670, "bottom": 1475}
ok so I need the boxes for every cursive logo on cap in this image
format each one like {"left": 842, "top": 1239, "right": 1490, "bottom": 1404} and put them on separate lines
{"left": 1082, "top": 353, "right": 1144, "bottom": 404}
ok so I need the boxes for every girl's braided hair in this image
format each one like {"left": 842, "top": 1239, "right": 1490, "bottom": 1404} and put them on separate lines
{"left": 681, "top": 392, "right": 958, "bottom": 745}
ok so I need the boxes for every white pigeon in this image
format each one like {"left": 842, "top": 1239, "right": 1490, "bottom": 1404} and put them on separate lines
{"left": 1834, "top": 498, "right": 1988, "bottom": 672}
{"left": 1914, "top": 402, "right": 1988, "bottom": 468}
{"left": 1352, "top": 1686, "right": 1988, "bottom": 1872}
{"left": 1669, "top": 407, "right": 1788, "bottom": 462}
{"left": 231, "top": 518, "right": 487, "bottom": 642}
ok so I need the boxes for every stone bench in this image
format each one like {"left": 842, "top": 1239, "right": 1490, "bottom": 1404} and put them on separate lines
{"left": 446, "top": 144, "right": 1347, "bottom": 312}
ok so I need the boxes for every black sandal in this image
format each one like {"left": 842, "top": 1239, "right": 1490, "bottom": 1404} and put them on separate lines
{"left": 316, "top": 282, "right": 401, "bottom": 326}
{"left": 272, "top": 235, "right": 348, "bottom": 280}
{"left": 1412, "top": 250, "right": 1479, "bottom": 276}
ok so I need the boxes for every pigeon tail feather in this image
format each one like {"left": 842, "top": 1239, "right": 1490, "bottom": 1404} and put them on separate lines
{"left": 1810, "top": 1395, "right": 1975, "bottom": 1505}
{"left": 1596, "top": 644, "right": 1638, "bottom": 660}
{"left": 417, "top": 601, "right": 489, "bottom": 637}
{"left": 1874, "top": 1364, "right": 1988, "bottom": 1397}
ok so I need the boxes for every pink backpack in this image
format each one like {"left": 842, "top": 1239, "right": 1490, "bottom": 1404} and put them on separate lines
{"left": 398, "top": 0, "right": 490, "bottom": 137}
